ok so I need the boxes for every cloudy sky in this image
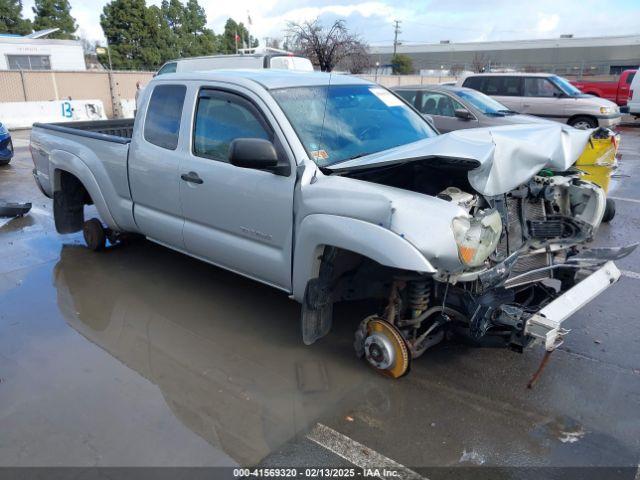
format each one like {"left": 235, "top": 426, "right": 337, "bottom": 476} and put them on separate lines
{"left": 20, "top": 0, "right": 640, "bottom": 46}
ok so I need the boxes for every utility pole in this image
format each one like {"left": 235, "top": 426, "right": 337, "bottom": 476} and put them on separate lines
{"left": 393, "top": 20, "right": 402, "bottom": 57}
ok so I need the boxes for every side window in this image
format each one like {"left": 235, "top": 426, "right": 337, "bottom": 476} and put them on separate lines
{"left": 395, "top": 90, "right": 417, "bottom": 105}
{"left": 144, "top": 84, "right": 186, "bottom": 150}
{"left": 482, "top": 77, "right": 522, "bottom": 96}
{"left": 524, "top": 78, "right": 559, "bottom": 97}
{"left": 502, "top": 77, "right": 522, "bottom": 96}
{"left": 419, "top": 92, "right": 464, "bottom": 117}
{"left": 193, "top": 91, "right": 272, "bottom": 162}
{"left": 626, "top": 72, "right": 636, "bottom": 84}
{"left": 462, "top": 76, "right": 483, "bottom": 91}
{"left": 157, "top": 62, "right": 177, "bottom": 75}
{"left": 483, "top": 77, "right": 502, "bottom": 95}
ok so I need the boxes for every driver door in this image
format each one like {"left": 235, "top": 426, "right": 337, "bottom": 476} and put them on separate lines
{"left": 179, "top": 87, "right": 296, "bottom": 291}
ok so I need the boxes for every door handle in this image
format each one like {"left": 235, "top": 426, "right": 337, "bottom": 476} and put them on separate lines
{"left": 180, "top": 172, "right": 203, "bottom": 184}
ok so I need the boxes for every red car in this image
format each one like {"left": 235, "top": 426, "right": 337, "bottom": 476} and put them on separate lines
{"left": 572, "top": 69, "right": 636, "bottom": 107}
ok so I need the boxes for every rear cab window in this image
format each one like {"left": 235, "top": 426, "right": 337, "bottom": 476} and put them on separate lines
{"left": 144, "top": 84, "right": 187, "bottom": 150}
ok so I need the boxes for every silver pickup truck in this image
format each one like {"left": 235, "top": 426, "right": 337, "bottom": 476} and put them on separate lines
{"left": 31, "top": 70, "right": 635, "bottom": 378}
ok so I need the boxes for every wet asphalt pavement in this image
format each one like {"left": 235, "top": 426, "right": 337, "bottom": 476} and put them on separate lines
{"left": 0, "top": 128, "right": 639, "bottom": 476}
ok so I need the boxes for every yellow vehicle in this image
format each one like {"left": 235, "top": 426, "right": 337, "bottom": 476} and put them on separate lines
{"left": 576, "top": 128, "right": 619, "bottom": 222}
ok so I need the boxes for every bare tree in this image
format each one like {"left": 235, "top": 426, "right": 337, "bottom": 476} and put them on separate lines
{"left": 286, "top": 19, "right": 367, "bottom": 72}
{"left": 471, "top": 52, "right": 490, "bottom": 73}
{"left": 338, "top": 40, "right": 373, "bottom": 73}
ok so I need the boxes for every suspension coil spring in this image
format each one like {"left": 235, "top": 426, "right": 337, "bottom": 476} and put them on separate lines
{"left": 408, "top": 280, "right": 430, "bottom": 318}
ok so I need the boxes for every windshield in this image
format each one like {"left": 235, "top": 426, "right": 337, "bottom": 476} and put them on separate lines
{"left": 271, "top": 84, "right": 437, "bottom": 166}
{"left": 549, "top": 75, "right": 583, "bottom": 96}
{"left": 454, "top": 89, "right": 512, "bottom": 115}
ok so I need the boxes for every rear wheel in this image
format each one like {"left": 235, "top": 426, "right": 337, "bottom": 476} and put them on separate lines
{"left": 83, "top": 218, "right": 106, "bottom": 251}
{"left": 568, "top": 116, "right": 597, "bottom": 129}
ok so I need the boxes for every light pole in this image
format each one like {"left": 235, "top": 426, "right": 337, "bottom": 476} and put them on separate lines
{"left": 375, "top": 61, "right": 380, "bottom": 83}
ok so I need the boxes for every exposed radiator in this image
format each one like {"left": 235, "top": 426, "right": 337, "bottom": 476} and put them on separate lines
{"left": 505, "top": 251, "right": 551, "bottom": 288}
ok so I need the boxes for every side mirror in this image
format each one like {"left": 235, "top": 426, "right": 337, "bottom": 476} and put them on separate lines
{"left": 454, "top": 108, "right": 473, "bottom": 120}
{"left": 228, "top": 138, "right": 289, "bottom": 175}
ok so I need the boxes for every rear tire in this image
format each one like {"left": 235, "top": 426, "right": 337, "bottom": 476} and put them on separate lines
{"left": 602, "top": 198, "right": 616, "bottom": 223}
{"left": 568, "top": 116, "right": 597, "bottom": 129}
{"left": 83, "top": 218, "right": 106, "bottom": 251}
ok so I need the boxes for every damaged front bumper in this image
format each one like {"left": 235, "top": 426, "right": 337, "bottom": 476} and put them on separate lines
{"left": 477, "top": 243, "right": 637, "bottom": 351}
{"left": 525, "top": 260, "right": 620, "bottom": 351}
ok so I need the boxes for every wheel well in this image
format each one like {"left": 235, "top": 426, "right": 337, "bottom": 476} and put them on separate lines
{"left": 567, "top": 114, "right": 597, "bottom": 126}
{"left": 56, "top": 170, "right": 93, "bottom": 204}
{"left": 301, "top": 245, "right": 403, "bottom": 344}
{"left": 320, "top": 245, "right": 404, "bottom": 302}
{"left": 53, "top": 170, "right": 94, "bottom": 234}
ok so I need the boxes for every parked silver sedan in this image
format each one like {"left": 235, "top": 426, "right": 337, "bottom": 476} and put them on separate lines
{"left": 392, "top": 84, "right": 550, "bottom": 133}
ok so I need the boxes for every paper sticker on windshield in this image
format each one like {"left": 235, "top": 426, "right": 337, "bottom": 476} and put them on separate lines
{"left": 311, "top": 149, "right": 329, "bottom": 161}
{"left": 370, "top": 87, "right": 404, "bottom": 107}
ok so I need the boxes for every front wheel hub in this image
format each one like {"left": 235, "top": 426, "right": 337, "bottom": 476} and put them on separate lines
{"left": 364, "top": 333, "right": 395, "bottom": 370}
{"left": 361, "top": 317, "right": 410, "bottom": 378}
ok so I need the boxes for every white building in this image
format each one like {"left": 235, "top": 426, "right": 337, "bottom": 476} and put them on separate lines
{"left": 0, "top": 29, "right": 85, "bottom": 71}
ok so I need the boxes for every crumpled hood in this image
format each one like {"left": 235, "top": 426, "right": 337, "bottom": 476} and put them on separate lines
{"left": 328, "top": 124, "right": 592, "bottom": 196}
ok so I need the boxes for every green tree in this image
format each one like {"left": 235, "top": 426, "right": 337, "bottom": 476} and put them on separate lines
{"left": 0, "top": 0, "right": 32, "bottom": 35}
{"left": 391, "top": 53, "right": 413, "bottom": 75}
{"left": 100, "top": 0, "right": 172, "bottom": 70}
{"left": 161, "top": 0, "right": 217, "bottom": 57}
{"left": 220, "top": 18, "right": 257, "bottom": 54}
{"left": 32, "top": 0, "right": 77, "bottom": 39}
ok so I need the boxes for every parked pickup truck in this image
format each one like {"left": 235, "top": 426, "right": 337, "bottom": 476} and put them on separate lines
{"left": 31, "top": 70, "right": 636, "bottom": 379}
{"left": 571, "top": 69, "right": 636, "bottom": 107}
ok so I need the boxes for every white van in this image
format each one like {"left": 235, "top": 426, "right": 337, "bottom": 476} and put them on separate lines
{"left": 458, "top": 72, "right": 622, "bottom": 129}
{"left": 156, "top": 48, "right": 314, "bottom": 75}
{"left": 628, "top": 71, "right": 640, "bottom": 117}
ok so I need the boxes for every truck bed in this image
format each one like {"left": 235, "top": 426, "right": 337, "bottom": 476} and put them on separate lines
{"left": 32, "top": 119, "right": 135, "bottom": 144}
{"left": 31, "top": 118, "right": 138, "bottom": 233}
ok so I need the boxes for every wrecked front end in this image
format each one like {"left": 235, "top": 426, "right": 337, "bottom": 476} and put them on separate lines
{"left": 325, "top": 125, "right": 637, "bottom": 378}
{"left": 424, "top": 173, "right": 625, "bottom": 354}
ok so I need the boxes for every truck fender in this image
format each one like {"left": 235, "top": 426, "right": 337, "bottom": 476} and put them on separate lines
{"left": 49, "top": 149, "right": 119, "bottom": 231}
{"left": 291, "top": 214, "right": 436, "bottom": 302}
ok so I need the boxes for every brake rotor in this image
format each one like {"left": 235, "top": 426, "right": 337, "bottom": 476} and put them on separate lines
{"left": 363, "top": 317, "right": 410, "bottom": 378}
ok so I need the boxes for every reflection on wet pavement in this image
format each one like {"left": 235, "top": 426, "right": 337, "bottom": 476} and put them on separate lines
{"left": 49, "top": 242, "right": 383, "bottom": 465}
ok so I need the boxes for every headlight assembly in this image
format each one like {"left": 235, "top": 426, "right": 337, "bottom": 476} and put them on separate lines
{"left": 451, "top": 209, "right": 502, "bottom": 267}
{"left": 599, "top": 106, "right": 612, "bottom": 115}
